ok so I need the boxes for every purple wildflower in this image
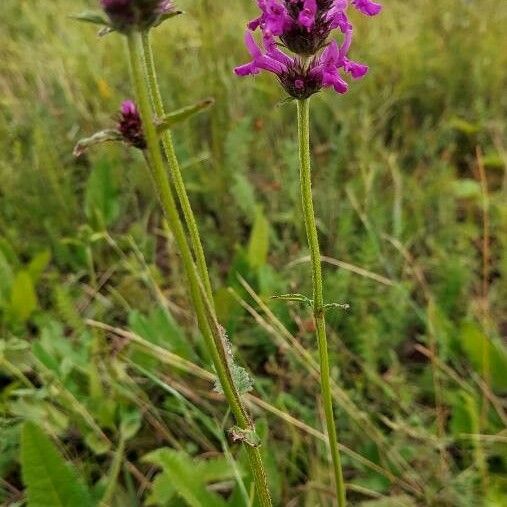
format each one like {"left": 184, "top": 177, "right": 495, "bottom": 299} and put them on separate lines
{"left": 100, "top": 0, "right": 176, "bottom": 32}
{"left": 118, "top": 100, "right": 146, "bottom": 149}
{"left": 235, "top": 0, "right": 381, "bottom": 97}
{"left": 235, "top": 32, "right": 366, "bottom": 99}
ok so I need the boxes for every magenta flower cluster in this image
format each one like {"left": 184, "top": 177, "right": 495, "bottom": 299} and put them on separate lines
{"left": 118, "top": 100, "right": 146, "bottom": 149}
{"left": 235, "top": 0, "right": 382, "bottom": 99}
{"left": 100, "top": 0, "right": 175, "bottom": 32}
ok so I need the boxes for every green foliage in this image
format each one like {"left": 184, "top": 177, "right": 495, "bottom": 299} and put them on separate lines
{"left": 20, "top": 422, "right": 93, "bottom": 507}
{"left": 85, "top": 159, "right": 120, "bottom": 230}
{"left": 144, "top": 449, "right": 232, "bottom": 507}
{"left": 0, "top": 0, "right": 506, "bottom": 505}
{"left": 8, "top": 271, "right": 38, "bottom": 323}
{"left": 248, "top": 207, "right": 270, "bottom": 269}
{"left": 459, "top": 321, "right": 507, "bottom": 392}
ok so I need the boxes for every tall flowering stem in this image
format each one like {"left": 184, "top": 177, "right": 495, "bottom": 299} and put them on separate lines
{"left": 125, "top": 30, "right": 272, "bottom": 507}
{"left": 298, "top": 98, "right": 346, "bottom": 505}
{"left": 235, "top": 2, "right": 383, "bottom": 504}
{"left": 141, "top": 31, "right": 213, "bottom": 301}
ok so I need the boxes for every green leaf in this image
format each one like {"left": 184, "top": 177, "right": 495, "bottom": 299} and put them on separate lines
{"left": 73, "top": 129, "right": 122, "bottom": 157}
{"left": 85, "top": 159, "right": 120, "bottom": 229}
{"left": 9, "top": 270, "right": 38, "bottom": 323}
{"left": 153, "top": 9, "right": 183, "bottom": 28}
{"left": 20, "top": 423, "right": 93, "bottom": 507}
{"left": 448, "top": 117, "right": 481, "bottom": 135}
{"left": 271, "top": 293, "right": 313, "bottom": 307}
{"left": 451, "top": 179, "right": 481, "bottom": 200}
{"left": 71, "top": 11, "right": 110, "bottom": 27}
{"left": 229, "top": 426, "right": 261, "bottom": 448}
{"left": 129, "top": 306, "right": 195, "bottom": 361}
{"left": 213, "top": 326, "right": 253, "bottom": 396}
{"left": 247, "top": 207, "right": 269, "bottom": 269}
{"left": 120, "top": 409, "right": 142, "bottom": 440}
{"left": 231, "top": 173, "right": 257, "bottom": 217}
{"left": 144, "top": 449, "right": 229, "bottom": 507}
{"left": 460, "top": 321, "right": 507, "bottom": 392}
{"left": 27, "top": 250, "right": 51, "bottom": 284}
{"left": 450, "top": 391, "right": 479, "bottom": 436}
{"left": 84, "top": 432, "right": 111, "bottom": 455}
{"left": 156, "top": 98, "right": 214, "bottom": 133}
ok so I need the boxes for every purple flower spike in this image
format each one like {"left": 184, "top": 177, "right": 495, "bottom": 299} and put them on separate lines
{"left": 235, "top": 0, "right": 381, "bottom": 97}
{"left": 235, "top": 31, "right": 368, "bottom": 99}
{"left": 100, "top": 0, "right": 177, "bottom": 32}
{"left": 118, "top": 100, "right": 146, "bottom": 149}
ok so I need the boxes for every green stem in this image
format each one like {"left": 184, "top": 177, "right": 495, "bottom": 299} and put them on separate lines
{"left": 126, "top": 31, "right": 271, "bottom": 507}
{"left": 297, "top": 98, "right": 346, "bottom": 506}
{"left": 141, "top": 31, "right": 213, "bottom": 301}
{"left": 100, "top": 435, "right": 126, "bottom": 507}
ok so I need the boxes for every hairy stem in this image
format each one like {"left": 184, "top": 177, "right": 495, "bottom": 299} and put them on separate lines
{"left": 297, "top": 98, "right": 346, "bottom": 506}
{"left": 141, "top": 31, "right": 213, "bottom": 301}
{"left": 126, "top": 31, "right": 271, "bottom": 507}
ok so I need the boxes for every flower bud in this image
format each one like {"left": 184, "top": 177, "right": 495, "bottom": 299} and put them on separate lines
{"left": 118, "top": 100, "right": 146, "bottom": 149}
{"left": 100, "top": 0, "right": 176, "bottom": 33}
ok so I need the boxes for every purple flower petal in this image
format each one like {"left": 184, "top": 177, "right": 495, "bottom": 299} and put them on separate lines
{"left": 352, "top": 0, "right": 382, "bottom": 16}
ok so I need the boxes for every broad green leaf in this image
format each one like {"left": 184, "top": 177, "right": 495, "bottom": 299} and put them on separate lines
{"left": 27, "top": 250, "right": 51, "bottom": 284}
{"left": 20, "top": 423, "right": 93, "bottom": 507}
{"left": 231, "top": 173, "right": 257, "bottom": 217}
{"left": 129, "top": 307, "right": 195, "bottom": 361}
{"left": 448, "top": 117, "right": 481, "bottom": 135}
{"left": 85, "top": 160, "right": 120, "bottom": 230}
{"left": 451, "top": 179, "right": 481, "bottom": 200}
{"left": 120, "top": 409, "right": 142, "bottom": 440}
{"left": 460, "top": 322, "right": 507, "bottom": 392}
{"left": 9, "top": 270, "right": 38, "bottom": 323}
{"left": 144, "top": 449, "right": 229, "bottom": 507}
{"left": 248, "top": 207, "right": 269, "bottom": 269}
{"left": 84, "top": 432, "right": 111, "bottom": 455}
{"left": 147, "top": 473, "right": 176, "bottom": 506}
{"left": 450, "top": 391, "right": 479, "bottom": 436}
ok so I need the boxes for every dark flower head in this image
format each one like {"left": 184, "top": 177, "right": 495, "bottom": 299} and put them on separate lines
{"left": 235, "top": 0, "right": 380, "bottom": 96}
{"left": 100, "top": 0, "right": 175, "bottom": 32}
{"left": 118, "top": 100, "right": 146, "bottom": 149}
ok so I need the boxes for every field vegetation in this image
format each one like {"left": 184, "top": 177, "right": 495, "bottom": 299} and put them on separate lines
{"left": 0, "top": 0, "right": 506, "bottom": 505}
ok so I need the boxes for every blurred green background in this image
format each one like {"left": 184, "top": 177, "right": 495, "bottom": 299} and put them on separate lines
{"left": 1, "top": 0, "right": 506, "bottom": 505}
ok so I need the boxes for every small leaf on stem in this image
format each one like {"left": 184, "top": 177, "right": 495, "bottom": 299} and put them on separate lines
{"left": 73, "top": 129, "right": 123, "bottom": 157}
{"left": 71, "top": 11, "right": 111, "bottom": 27}
{"left": 155, "top": 98, "right": 215, "bottom": 133}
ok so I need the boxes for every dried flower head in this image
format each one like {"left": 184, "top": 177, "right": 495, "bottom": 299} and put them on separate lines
{"left": 118, "top": 100, "right": 146, "bottom": 149}
{"left": 235, "top": 0, "right": 381, "bottom": 98}
{"left": 100, "top": 0, "right": 176, "bottom": 32}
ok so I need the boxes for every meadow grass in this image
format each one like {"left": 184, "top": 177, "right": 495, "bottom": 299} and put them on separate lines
{"left": 0, "top": 0, "right": 506, "bottom": 505}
